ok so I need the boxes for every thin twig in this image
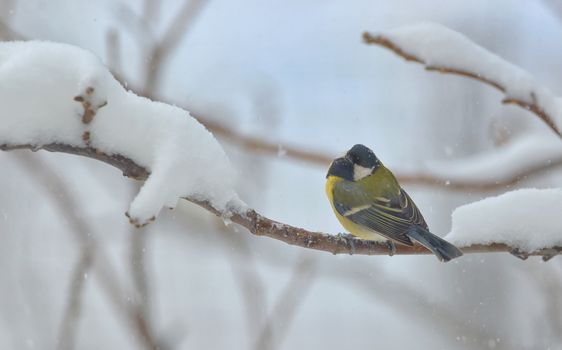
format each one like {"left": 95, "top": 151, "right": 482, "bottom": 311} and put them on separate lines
{"left": 253, "top": 255, "right": 316, "bottom": 350}
{"left": 130, "top": 221, "right": 157, "bottom": 350}
{"left": 397, "top": 157, "right": 562, "bottom": 191}
{"left": 142, "top": 0, "right": 160, "bottom": 25}
{"left": 0, "top": 17, "right": 558, "bottom": 192}
{"left": 105, "top": 29, "right": 122, "bottom": 80}
{"left": 93, "top": 257, "right": 160, "bottom": 350}
{"left": 158, "top": 0, "right": 206, "bottom": 53}
{"left": 192, "top": 113, "right": 334, "bottom": 165}
{"left": 11, "top": 154, "right": 94, "bottom": 350}
{"left": 3, "top": 144, "right": 560, "bottom": 260}
{"left": 57, "top": 250, "right": 93, "bottom": 350}
{"left": 0, "top": 19, "right": 24, "bottom": 40}
{"left": 343, "top": 264, "right": 512, "bottom": 349}
{"left": 10, "top": 153, "right": 160, "bottom": 350}
{"left": 362, "top": 31, "right": 562, "bottom": 137}
{"left": 160, "top": 99, "right": 562, "bottom": 192}
{"left": 103, "top": 18, "right": 562, "bottom": 194}
{"left": 218, "top": 225, "right": 267, "bottom": 343}
{"left": 529, "top": 263, "right": 562, "bottom": 345}
{"left": 131, "top": 228, "right": 150, "bottom": 315}
{"left": 250, "top": 245, "right": 512, "bottom": 349}
{"left": 142, "top": 0, "right": 208, "bottom": 96}
{"left": 116, "top": 3, "right": 208, "bottom": 345}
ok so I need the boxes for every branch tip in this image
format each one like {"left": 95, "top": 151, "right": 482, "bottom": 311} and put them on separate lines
{"left": 363, "top": 29, "right": 562, "bottom": 138}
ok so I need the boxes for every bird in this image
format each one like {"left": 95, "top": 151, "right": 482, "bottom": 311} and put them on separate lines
{"left": 325, "top": 144, "right": 463, "bottom": 262}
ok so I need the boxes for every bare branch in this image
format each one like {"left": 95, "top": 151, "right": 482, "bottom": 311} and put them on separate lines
{"left": 196, "top": 115, "right": 333, "bottom": 165}
{"left": 397, "top": 156, "right": 562, "bottom": 191}
{"left": 238, "top": 238, "right": 514, "bottom": 349}
{"left": 57, "top": 250, "right": 93, "bottom": 350}
{"left": 10, "top": 153, "right": 159, "bottom": 350}
{"left": 131, "top": 228, "right": 150, "bottom": 315}
{"left": 344, "top": 265, "right": 512, "bottom": 349}
{"left": 2, "top": 143, "right": 560, "bottom": 260}
{"left": 129, "top": 223, "right": 160, "bottom": 350}
{"left": 112, "top": 14, "right": 560, "bottom": 194}
{"left": 105, "top": 29, "right": 122, "bottom": 78}
{"left": 362, "top": 31, "right": 562, "bottom": 138}
{"left": 217, "top": 225, "right": 267, "bottom": 342}
{"left": 254, "top": 255, "right": 316, "bottom": 350}
{"left": 11, "top": 154, "right": 95, "bottom": 350}
{"left": 0, "top": 19, "right": 24, "bottom": 40}
{"left": 158, "top": 100, "right": 562, "bottom": 193}
{"left": 158, "top": 0, "right": 207, "bottom": 54}
{"left": 142, "top": 0, "right": 160, "bottom": 25}
{"left": 142, "top": 0, "right": 208, "bottom": 96}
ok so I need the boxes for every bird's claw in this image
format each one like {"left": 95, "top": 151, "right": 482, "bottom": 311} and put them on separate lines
{"left": 337, "top": 233, "right": 356, "bottom": 255}
{"left": 387, "top": 240, "right": 396, "bottom": 257}
{"left": 336, "top": 232, "right": 351, "bottom": 239}
{"left": 541, "top": 248, "right": 561, "bottom": 262}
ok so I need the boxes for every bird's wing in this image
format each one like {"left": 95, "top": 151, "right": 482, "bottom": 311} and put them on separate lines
{"left": 332, "top": 181, "right": 427, "bottom": 246}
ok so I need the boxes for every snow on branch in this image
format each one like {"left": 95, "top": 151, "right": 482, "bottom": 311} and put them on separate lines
{"left": 446, "top": 189, "right": 562, "bottom": 255}
{"left": 0, "top": 24, "right": 558, "bottom": 196}
{"left": 2, "top": 41, "right": 562, "bottom": 260}
{"left": 0, "top": 41, "right": 236, "bottom": 227}
{"left": 5, "top": 138, "right": 562, "bottom": 260}
{"left": 6, "top": 142, "right": 562, "bottom": 260}
{"left": 363, "top": 22, "right": 562, "bottom": 137}
{"left": 398, "top": 133, "right": 562, "bottom": 191}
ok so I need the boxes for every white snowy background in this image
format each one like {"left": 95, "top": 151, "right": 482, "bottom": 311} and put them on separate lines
{"left": 1, "top": 0, "right": 562, "bottom": 349}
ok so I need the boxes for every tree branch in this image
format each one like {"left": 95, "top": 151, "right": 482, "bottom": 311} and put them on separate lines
{"left": 253, "top": 255, "right": 316, "bottom": 350}
{"left": 10, "top": 152, "right": 160, "bottom": 350}
{"left": 397, "top": 156, "right": 562, "bottom": 191}
{"left": 0, "top": 18, "right": 558, "bottom": 193}
{"left": 218, "top": 225, "right": 267, "bottom": 344}
{"left": 0, "top": 19, "right": 24, "bottom": 40}
{"left": 141, "top": 0, "right": 208, "bottom": 96}
{"left": 117, "top": 3, "right": 550, "bottom": 193}
{"left": 2, "top": 142, "right": 560, "bottom": 260}
{"left": 362, "top": 31, "right": 562, "bottom": 138}
{"left": 171, "top": 101, "right": 562, "bottom": 193}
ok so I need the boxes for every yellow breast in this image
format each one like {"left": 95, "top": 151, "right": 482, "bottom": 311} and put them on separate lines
{"left": 325, "top": 176, "right": 387, "bottom": 242}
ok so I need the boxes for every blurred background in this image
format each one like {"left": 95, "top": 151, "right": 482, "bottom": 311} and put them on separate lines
{"left": 1, "top": 0, "right": 562, "bottom": 349}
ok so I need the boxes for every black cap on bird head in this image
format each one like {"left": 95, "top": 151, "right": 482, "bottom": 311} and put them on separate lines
{"left": 326, "top": 157, "right": 353, "bottom": 181}
{"left": 345, "top": 144, "right": 380, "bottom": 168}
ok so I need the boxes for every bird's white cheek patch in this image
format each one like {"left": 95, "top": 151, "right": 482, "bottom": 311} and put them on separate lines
{"left": 353, "top": 164, "right": 373, "bottom": 181}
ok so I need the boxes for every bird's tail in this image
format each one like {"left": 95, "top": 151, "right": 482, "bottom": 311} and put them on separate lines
{"left": 406, "top": 226, "right": 463, "bottom": 262}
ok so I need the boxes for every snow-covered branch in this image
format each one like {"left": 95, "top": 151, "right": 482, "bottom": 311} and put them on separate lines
{"left": 196, "top": 196, "right": 562, "bottom": 261}
{"left": 363, "top": 23, "right": 562, "bottom": 137}
{"left": 7, "top": 139, "right": 562, "bottom": 259}
{"left": 2, "top": 41, "right": 562, "bottom": 261}
{"left": 6, "top": 145, "right": 562, "bottom": 261}
{"left": 0, "top": 41, "right": 236, "bottom": 227}
{"left": 399, "top": 133, "right": 562, "bottom": 191}
{"left": 3, "top": 21, "right": 555, "bottom": 194}
{"left": 6, "top": 141, "right": 562, "bottom": 259}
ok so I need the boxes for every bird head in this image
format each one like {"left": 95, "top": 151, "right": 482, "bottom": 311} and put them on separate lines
{"left": 326, "top": 144, "right": 381, "bottom": 181}
{"left": 346, "top": 144, "right": 380, "bottom": 181}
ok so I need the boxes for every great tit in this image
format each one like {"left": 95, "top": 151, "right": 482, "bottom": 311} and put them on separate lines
{"left": 325, "top": 144, "right": 463, "bottom": 262}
